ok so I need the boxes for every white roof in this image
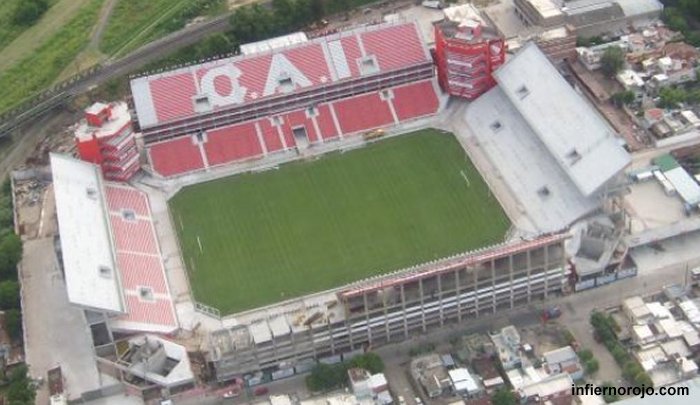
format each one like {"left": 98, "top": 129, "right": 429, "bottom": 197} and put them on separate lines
{"left": 633, "top": 324, "right": 653, "bottom": 340}
{"left": 659, "top": 318, "right": 683, "bottom": 339}
{"left": 646, "top": 301, "right": 671, "bottom": 319}
{"left": 544, "top": 346, "right": 578, "bottom": 364}
{"left": 51, "top": 154, "right": 124, "bottom": 313}
{"left": 617, "top": 70, "right": 645, "bottom": 88}
{"left": 464, "top": 85, "right": 600, "bottom": 232}
{"left": 74, "top": 102, "right": 132, "bottom": 142}
{"left": 240, "top": 32, "right": 308, "bottom": 55}
{"left": 494, "top": 43, "right": 631, "bottom": 196}
{"left": 528, "top": 0, "right": 564, "bottom": 18}
{"left": 126, "top": 335, "right": 194, "bottom": 387}
{"left": 616, "top": 0, "right": 664, "bottom": 17}
{"left": 520, "top": 373, "right": 572, "bottom": 398}
{"left": 664, "top": 166, "right": 700, "bottom": 205}
{"left": 449, "top": 368, "right": 479, "bottom": 393}
{"left": 443, "top": 4, "right": 486, "bottom": 24}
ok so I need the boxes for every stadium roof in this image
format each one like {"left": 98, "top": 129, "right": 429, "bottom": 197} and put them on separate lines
{"left": 130, "top": 22, "right": 430, "bottom": 128}
{"left": 50, "top": 154, "right": 124, "bottom": 313}
{"left": 465, "top": 87, "right": 599, "bottom": 232}
{"left": 493, "top": 42, "right": 630, "bottom": 196}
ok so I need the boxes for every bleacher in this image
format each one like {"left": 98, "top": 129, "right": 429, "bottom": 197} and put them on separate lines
{"left": 333, "top": 92, "right": 395, "bottom": 134}
{"left": 104, "top": 185, "right": 179, "bottom": 333}
{"left": 105, "top": 185, "right": 150, "bottom": 217}
{"left": 149, "top": 75, "right": 197, "bottom": 123}
{"left": 391, "top": 80, "right": 440, "bottom": 121}
{"left": 145, "top": 78, "right": 441, "bottom": 177}
{"left": 148, "top": 136, "right": 204, "bottom": 177}
{"left": 204, "top": 122, "right": 264, "bottom": 167}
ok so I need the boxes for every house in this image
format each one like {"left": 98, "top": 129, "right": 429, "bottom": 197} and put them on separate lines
{"left": 518, "top": 373, "right": 573, "bottom": 405}
{"left": 543, "top": 346, "right": 584, "bottom": 381}
{"left": 491, "top": 325, "right": 522, "bottom": 370}
{"left": 449, "top": 368, "right": 483, "bottom": 399}
{"left": 623, "top": 296, "right": 652, "bottom": 324}
{"left": 410, "top": 354, "right": 451, "bottom": 398}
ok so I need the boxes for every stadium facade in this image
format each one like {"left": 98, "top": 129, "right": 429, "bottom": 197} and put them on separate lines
{"left": 209, "top": 234, "right": 569, "bottom": 382}
{"left": 129, "top": 22, "right": 441, "bottom": 178}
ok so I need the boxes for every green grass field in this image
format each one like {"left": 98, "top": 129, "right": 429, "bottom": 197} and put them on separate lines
{"left": 169, "top": 130, "right": 510, "bottom": 314}
{"left": 0, "top": 0, "right": 103, "bottom": 114}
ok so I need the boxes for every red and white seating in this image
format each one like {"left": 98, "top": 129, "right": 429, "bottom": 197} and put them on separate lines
{"left": 333, "top": 92, "right": 395, "bottom": 134}
{"left": 391, "top": 80, "right": 440, "bottom": 121}
{"left": 148, "top": 136, "right": 204, "bottom": 177}
{"left": 104, "top": 185, "right": 178, "bottom": 332}
{"left": 105, "top": 185, "right": 150, "bottom": 217}
{"left": 204, "top": 122, "right": 264, "bottom": 166}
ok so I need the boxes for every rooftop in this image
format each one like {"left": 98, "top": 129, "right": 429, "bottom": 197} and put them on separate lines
{"left": 50, "top": 154, "right": 124, "bottom": 313}
{"left": 493, "top": 42, "right": 630, "bottom": 196}
{"left": 74, "top": 102, "right": 132, "bottom": 142}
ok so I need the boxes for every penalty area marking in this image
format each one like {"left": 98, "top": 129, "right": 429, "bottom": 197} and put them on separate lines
{"left": 197, "top": 235, "right": 203, "bottom": 254}
{"left": 460, "top": 170, "right": 471, "bottom": 187}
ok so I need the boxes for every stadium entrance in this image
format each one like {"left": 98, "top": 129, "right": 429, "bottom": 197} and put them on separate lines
{"left": 292, "top": 126, "right": 310, "bottom": 149}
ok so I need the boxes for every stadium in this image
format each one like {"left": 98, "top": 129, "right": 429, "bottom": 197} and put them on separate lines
{"left": 50, "top": 17, "right": 631, "bottom": 390}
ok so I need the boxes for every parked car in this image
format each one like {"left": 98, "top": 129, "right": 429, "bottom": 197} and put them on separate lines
{"left": 254, "top": 387, "right": 269, "bottom": 396}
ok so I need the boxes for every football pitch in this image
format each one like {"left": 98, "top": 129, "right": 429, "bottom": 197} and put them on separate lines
{"left": 169, "top": 129, "right": 510, "bottom": 314}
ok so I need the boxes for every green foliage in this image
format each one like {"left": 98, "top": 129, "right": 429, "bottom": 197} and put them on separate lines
{"left": 409, "top": 342, "right": 437, "bottom": 357}
{"left": 0, "top": 232, "right": 22, "bottom": 280}
{"left": 600, "top": 46, "right": 625, "bottom": 78}
{"left": 584, "top": 358, "right": 599, "bottom": 374}
{"left": 611, "top": 90, "right": 635, "bottom": 107}
{"left": 6, "top": 364, "right": 36, "bottom": 404}
{"left": 601, "top": 382, "right": 620, "bottom": 403}
{"left": 492, "top": 388, "right": 517, "bottom": 405}
{"left": 590, "top": 312, "right": 651, "bottom": 387}
{"left": 0, "top": 0, "right": 104, "bottom": 114}
{"left": 347, "top": 352, "right": 384, "bottom": 373}
{"left": 5, "top": 309, "right": 22, "bottom": 341}
{"left": 306, "top": 353, "right": 384, "bottom": 392}
{"left": 0, "top": 280, "right": 20, "bottom": 310}
{"left": 12, "top": 0, "right": 49, "bottom": 26}
{"left": 578, "top": 349, "right": 593, "bottom": 361}
{"left": 100, "top": 0, "right": 225, "bottom": 55}
{"left": 658, "top": 86, "right": 688, "bottom": 108}
{"left": 576, "top": 36, "right": 603, "bottom": 47}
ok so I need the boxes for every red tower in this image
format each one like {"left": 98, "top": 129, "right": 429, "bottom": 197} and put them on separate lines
{"left": 74, "top": 102, "right": 140, "bottom": 181}
{"left": 434, "top": 19, "right": 506, "bottom": 100}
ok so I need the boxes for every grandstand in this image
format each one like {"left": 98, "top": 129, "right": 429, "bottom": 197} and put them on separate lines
{"left": 129, "top": 22, "right": 441, "bottom": 177}
{"left": 51, "top": 154, "right": 178, "bottom": 334}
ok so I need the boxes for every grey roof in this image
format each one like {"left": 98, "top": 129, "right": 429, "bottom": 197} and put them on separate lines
{"left": 494, "top": 42, "right": 630, "bottom": 196}
{"left": 615, "top": 0, "right": 663, "bottom": 17}
{"left": 465, "top": 87, "right": 599, "bottom": 232}
{"left": 544, "top": 346, "right": 578, "bottom": 364}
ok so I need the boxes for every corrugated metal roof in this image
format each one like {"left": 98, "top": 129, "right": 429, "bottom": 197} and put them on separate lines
{"left": 493, "top": 42, "right": 631, "bottom": 196}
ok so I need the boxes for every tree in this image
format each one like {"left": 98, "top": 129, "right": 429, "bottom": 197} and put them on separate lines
{"left": 0, "top": 232, "right": 22, "bottom": 279}
{"left": 585, "top": 358, "right": 599, "bottom": 374}
{"left": 601, "top": 382, "right": 620, "bottom": 403}
{"left": 578, "top": 349, "right": 593, "bottom": 362}
{"left": 0, "top": 280, "right": 20, "bottom": 309}
{"left": 4, "top": 309, "right": 23, "bottom": 342}
{"left": 600, "top": 46, "right": 625, "bottom": 77}
{"left": 492, "top": 388, "right": 517, "bottom": 405}
{"left": 12, "top": 0, "right": 49, "bottom": 26}
{"left": 306, "top": 363, "right": 346, "bottom": 391}
{"left": 310, "top": 0, "right": 325, "bottom": 21}
{"left": 348, "top": 352, "right": 384, "bottom": 373}
{"left": 658, "top": 87, "right": 688, "bottom": 109}
{"left": 611, "top": 90, "right": 635, "bottom": 107}
{"left": 6, "top": 364, "right": 36, "bottom": 405}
